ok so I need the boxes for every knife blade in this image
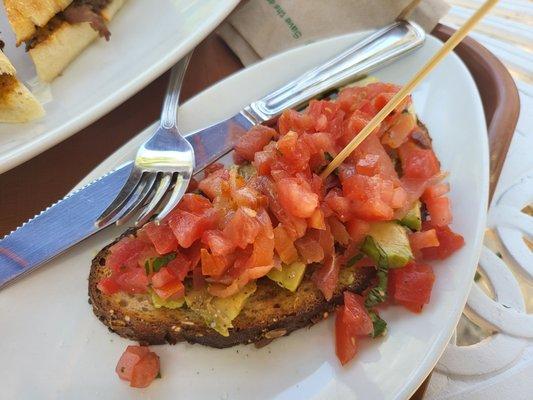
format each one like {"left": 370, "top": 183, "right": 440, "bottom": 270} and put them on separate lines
{"left": 0, "top": 113, "right": 254, "bottom": 289}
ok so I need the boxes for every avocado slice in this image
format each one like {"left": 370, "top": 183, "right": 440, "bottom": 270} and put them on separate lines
{"left": 185, "top": 282, "right": 257, "bottom": 336}
{"left": 362, "top": 222, "right": 413, "bottom": 268}
{"left": 400, "top": 200, "right": 422, "bottom": 231}
{"left": 267, "top": 261, "right": 306, "bottom": 292}
{"left": 149, "top": 289, "right": 185, "bottom": 309}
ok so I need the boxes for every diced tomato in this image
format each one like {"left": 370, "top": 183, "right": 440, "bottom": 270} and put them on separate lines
{"left": 382, "top": 112, "right": 416, "bottom": 149}
{"left": 355, "top": 154, "right": 380, "bottom": 176}
{"left": 316, "top": 226, "right": 335, "bottom": 257}
{"left": 352, "top": 198, "right": 394, "bottom": 221}
{"left": 177, "top": 193, "right": 213, "bottom": 214}
{"left": 353, "top": 133, "right": 400, "bottom": 184}
{"left": 168, "top": 208, "right": 217, "bottom": 248}
{"left": 426, "top": 195, "right": 452, "bottom": 227}
{"left": 276, "top": 130, "right": 310, "bottom": 171}
{"left": 422, "top": 183, "right": 450, "bottom": 202}
{"left": 311, "top": 254, "right": 340, "bottom": 300}
{"left": 182, "top": 241, "right": 201, "bottom": 269}
{"left": 141, "top": 222, "right": 178, "bottom": 255}
{"left": 249, "top": 232, "right": 275, "bottom": 267}
{"left": 343, "top": 292, "right": 373, "bottom": 336}
{"left": 324, "top": 188, "right": 353, "bottom": 222}
{"left": 302, "top": 131, "right": 335, "bottom": 155}
{"left": 202, "top": 230, "right": 235, "bottom": 256}
{"left": 389, "top": 262, "right": 435, "bottom": 313}
{"left": 166, "top": 252, "right": 192, "bottom": 281}
{"left": 151, "top": 266, "right": 175, "bottom": 288}
{"left": 295, "top": 234, "right": 324, "bottom": 264}
{"left": 198, "top": 169, "right": 229, "bottom": 200}
{"left": 107, "top": 236, "right": 149, "bottom": 273}
{"left": 116, "top": 346, "right": 150, "bottom": 381}
{"left": 253, "top": 142, "right": 278, "bottom": 176}
{"left": 115, "top": 268, "right": 150, "bottom": 294}
{"left": 391, "top": 186, "right": 407, "bottom": 209}
{"left": 420, "top": 225, "right": 465, "bottom": 260}
{"left": 203, "top": 162, "right": 224, "bottom": 176}
{"left": 254, "top": 176, "right": 307, "bottom": 239}
{"left": 308, "top": 207, "right": 326, "bottom": 230}
{"left": 201, "top": 248, "right": 229, "bottom": 276}
{"left": 335, "top": 305, "right": 359, "bottom": 365}
{"left": 153, "top": 279, "right": 185, "bottom": 300}
{"left": 232, "top": 186, "right": 266, "bottom": 209}
{"left": 328, "top": 216, "right": 351, "bottom": 246}
{"left": 273, "top": 224, "right": 299, "bottom": 264}
{"left": 223, "top": 207, "right": 262, "bottom": 249}
{"left": 398, "top": 141, "right": 440, "bottom": 180}
{"left": 342, "top": 111, "right": 374, "bottom": 145}
{"left": 409, "top": 229, "right": 439, "bottom": 257}
{"left": 234, "top": 125, "right": 277, "bottom": 162}
{"left": 208, "top": 264, "right": 273, "bottom": 298}
{"left": 97, "top": 277, "right": 121, "bottom": 295}
{"left": 276, "top": 178, "right": 319, "bottom": 219}
{"left": 278, "top": 109, "right": 315, "bottom": 135}
{"left": 130, "top": 352, "right": 160, "bottom": 388}
{"left": 346, "top": 219, "right": 371, "bottom": 244}
{"left": 186, "top": 177, "right": 199, "bottom": 193}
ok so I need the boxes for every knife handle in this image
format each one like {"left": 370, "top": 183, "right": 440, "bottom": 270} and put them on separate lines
{"left": 241, "top": 20, "right": 425, "bottom": 124}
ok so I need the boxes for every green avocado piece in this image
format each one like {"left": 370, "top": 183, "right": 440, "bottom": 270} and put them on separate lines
{"left": 362, "top": 222, "right": 413, "bottom": 268}
{"left": 400, "top": 201, "right": 422, "bottom": 231}
{"left": 185, "top": 282, "right": 257, "bottom": 337}
{"left": 149, "top": 289, "right": 185, "bottom": 309}
{"left": 267, "top": 261, "right": 306, "bottom": 292}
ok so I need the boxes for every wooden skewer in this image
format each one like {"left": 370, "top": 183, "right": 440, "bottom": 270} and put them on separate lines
{"left": 320, "top": 0, "right": 499, "bottom": 179}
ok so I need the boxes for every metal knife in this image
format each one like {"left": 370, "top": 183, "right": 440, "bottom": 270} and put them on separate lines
{"left": 0, "top": 21, "right": 424, "bottom": 289}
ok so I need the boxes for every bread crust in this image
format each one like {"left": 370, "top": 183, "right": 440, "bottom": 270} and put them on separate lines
{"left": 0, "top": 51, "right": 44, "bottom": 122}
{"left": 89, "top": 229, "right": 375, "bottom": 348}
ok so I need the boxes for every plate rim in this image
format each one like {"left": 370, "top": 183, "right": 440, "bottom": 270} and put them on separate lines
{"left": 0, "top": 0, "right": 240, "bottom": 174}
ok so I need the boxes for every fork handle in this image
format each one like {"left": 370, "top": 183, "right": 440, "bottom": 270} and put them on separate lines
{"left": 160, "top": 53, "right": 193, "bottom": 130}
{"left": 241, "top": 21, "right": 425, "bottom": 124}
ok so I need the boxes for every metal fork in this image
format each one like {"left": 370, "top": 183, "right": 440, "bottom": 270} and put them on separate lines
{"left": 95, "top": 54, "right": 194, "bottom": 228}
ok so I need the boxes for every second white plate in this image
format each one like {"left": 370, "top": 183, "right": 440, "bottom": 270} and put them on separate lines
{"left": 0, "top": 0, "right": 239, "bottom": 173}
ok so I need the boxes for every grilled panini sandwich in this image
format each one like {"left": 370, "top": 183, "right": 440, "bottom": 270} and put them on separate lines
{"left": 3, "top": 0, "right": 126, "bottom": 82}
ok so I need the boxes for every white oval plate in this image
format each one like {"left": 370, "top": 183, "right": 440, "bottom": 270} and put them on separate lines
{"left": 0, "top": 32, "right": 489, "bottom": 400}
{"left": 0, "top": 0, "right": 239, "bottom": 173}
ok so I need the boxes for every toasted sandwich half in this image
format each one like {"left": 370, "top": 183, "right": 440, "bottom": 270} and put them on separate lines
{"left": 0, "top": 47, "right": 44, "bottom": 122}
{"left": 3, "top": 0, "right": 126, "bottom": 82}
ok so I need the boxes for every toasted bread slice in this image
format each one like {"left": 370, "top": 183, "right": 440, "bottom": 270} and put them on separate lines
{"left": 89, "top": 229, "right": 375, "bottom": 348}
{"left": 0, "top": 51, "right": 44, "bottom": 122}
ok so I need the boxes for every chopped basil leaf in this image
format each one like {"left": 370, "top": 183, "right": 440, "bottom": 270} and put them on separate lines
{"left": 156, "top": 372, "right": 162, "bottom": 379}
{"left": 153, "top": 253, "right": 176, "bottom": 272}
{"left": 145, "top": 253, "right": 177, "bottom": 275}
{"left": 369, "top": 311, "right": 387, "bottom": 337}
{"left": 346, "top": 253, "right": 364, "bottom": 267}
{"left": 144, "top": 260, "right": 151, "bottom": 275}
{"left": 363, "top": 237, "right": 389, "bottom": 308}
{"left": 324, "top": 152, "right": 334, "bottom": 162}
